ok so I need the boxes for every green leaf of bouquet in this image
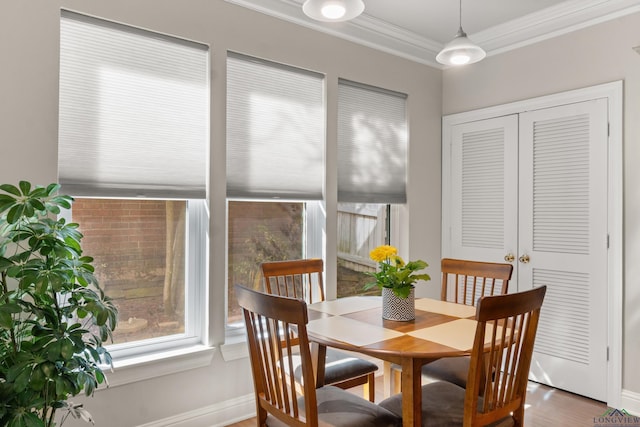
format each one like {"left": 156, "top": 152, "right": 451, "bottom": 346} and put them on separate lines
{"left": 363, "top": 282, "right": 379, "bottom": 291}
{"left": 393, "top": 286, "right": 412, "bottom": 299}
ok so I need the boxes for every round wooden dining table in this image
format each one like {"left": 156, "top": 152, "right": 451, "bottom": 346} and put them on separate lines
{"left": 305, "top": 296, "right": 480, "bottom": 427}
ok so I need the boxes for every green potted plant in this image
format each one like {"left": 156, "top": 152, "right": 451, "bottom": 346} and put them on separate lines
{"left": 364, "top": 245, "right": 430, "bottom": 321}
{"left": 0, "top": 181, "right": 118, "bottom": 427}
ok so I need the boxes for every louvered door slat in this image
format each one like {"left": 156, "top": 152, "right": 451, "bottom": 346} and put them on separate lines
{"left": 461, "top": 128, "right": 504, "bottom": 249}
{"left": 533, "top": 269, "right": 590, "bottom": 364}
{"left": 533, "top": 114, "right": 591, "bottom": 254}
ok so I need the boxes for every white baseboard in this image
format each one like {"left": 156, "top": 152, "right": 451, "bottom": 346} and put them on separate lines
{"left": 136, "top": 393, "right": 255, "bottom": 427}
{"left": 620, "top": 389, "right": 640, "bottom": 416}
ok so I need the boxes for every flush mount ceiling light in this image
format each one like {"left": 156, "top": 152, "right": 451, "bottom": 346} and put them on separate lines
{"left": 436, "top": 0, "right": 486, "bottom": 66}
{"left": 302, "top": 0, "right": 365, "bottom": 22}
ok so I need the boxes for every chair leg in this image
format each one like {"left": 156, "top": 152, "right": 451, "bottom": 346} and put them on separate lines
{"left": 382, "top": 362, "right": 403, "bottom": 397}
{"left": 383, "top": 361, "right": 393, "bottom": 398}
{"left": 392, "top": 366, "right": 402, "bottom": 394}
{"left": 513, "top": 406, "right": 525, "bottom": 427}
{"left": 257, "top": 406, "right": 268, "bottom": 427}
{"left": 363, "top": 372, "right": 376, "bottom": 402}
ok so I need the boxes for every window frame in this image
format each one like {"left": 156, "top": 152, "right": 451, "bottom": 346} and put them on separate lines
{"left": 224, "top": 199, "right": 324, "bottom": 338}
{"left": 58, "top": 10, "right": 210, "bottom": 368}
{"left": 103, "top": 199, "right": 209, "bottom": 361}
{"left": 60, "top": 198, "right": 212, "bottom": 386}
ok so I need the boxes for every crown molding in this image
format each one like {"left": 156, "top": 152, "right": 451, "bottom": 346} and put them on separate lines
{"left": 475, "top": 0, "right": 640, "bottom": 56}
{"left": 224, "top": 0, "right": 442, "bottom": 66}
{"left": 225, "top": 0, "right": 640, "bottom": 68}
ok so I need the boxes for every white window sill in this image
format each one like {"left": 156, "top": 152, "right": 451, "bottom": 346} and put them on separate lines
{"left": 220, "top": 335, "right": 249, "bottom": 361}
{"left": 103, "top": 345, "right": 216, "bottom": 388}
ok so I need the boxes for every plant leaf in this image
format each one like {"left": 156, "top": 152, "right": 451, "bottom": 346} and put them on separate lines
{"left": 0, "top": 194, "right": 17, "bottom": 213}
{"left": 6, "top": 204, "right": 25, "bottom": 224}
{"left": 0, "top": 183, "right": 21, "bottom": 197}
{"left": 18, "top": 181, "right": 31, "bottom": 195}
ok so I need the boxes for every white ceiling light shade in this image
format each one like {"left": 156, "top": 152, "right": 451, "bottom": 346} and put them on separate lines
{"left": 436, "top": 28, "right": 486, "bottom": 66}
{"left": 436, "top": 0, "right": 486, "bottom": 66}
{"left": 302, "top": 0, "right": 365, "bottom": 22}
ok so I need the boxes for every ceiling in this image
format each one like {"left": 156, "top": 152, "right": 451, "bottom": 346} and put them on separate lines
{"left": 225, "top": 0, "right": 640, "bottom": 67}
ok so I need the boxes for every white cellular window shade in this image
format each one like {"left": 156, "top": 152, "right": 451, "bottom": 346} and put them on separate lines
{"left": 338, "top": 79, "right": 408, "bottom": 204}
{"left": 59, "top": 11, "right": 209, "bottom": 199}
{"left": 226, "top": 52, "right": 324, "bottom": 200}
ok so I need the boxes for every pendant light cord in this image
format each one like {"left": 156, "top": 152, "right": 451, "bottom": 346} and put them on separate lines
{"left": 456, "top": 0, "right": 465, "bottom": 37}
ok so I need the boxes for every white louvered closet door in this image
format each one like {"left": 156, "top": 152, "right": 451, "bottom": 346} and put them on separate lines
{"left": 518, "top": 99, "right": 608, "bottom": 401}
{"left": 449, "top": 116, "right": 519, "bottom": 291}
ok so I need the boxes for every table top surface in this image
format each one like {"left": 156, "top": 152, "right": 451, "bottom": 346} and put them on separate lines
{"left": 306, "top": 296, "right": 482, "bottom": 361}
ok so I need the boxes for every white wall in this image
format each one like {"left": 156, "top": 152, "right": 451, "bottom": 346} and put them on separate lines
{"left": 0, "top": 1, "right": 442, "bottom": 425}
{"left": 442, "top": 11, "right": 640, "bottom": 397}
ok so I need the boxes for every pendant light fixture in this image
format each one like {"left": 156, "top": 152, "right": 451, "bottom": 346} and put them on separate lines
{"left": 436, "top": 0, "right": 486, "bottom": 66}
{"left": 302, "top": 0, "right": 365, "bottom": 22}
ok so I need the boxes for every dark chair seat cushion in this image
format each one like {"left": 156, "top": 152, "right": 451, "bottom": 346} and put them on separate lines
{"left": 421, "top": 356, "right": 470, "bottom": 388}
{"left": 266, "top": 385, "right": 402, "bottom": 427}
{"left": 323, "top": 348, "right": 379, "bottom": 384}
{"left": 379, "top": 381, "right": 514, "bottom": 427}
{"left": 294, "top": 348, "right": 378, "bottom": 385}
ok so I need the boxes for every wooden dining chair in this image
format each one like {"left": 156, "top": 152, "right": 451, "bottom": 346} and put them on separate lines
{"left": 235, "top": 285, "right": 402, "bottom": 427}
{"left": 261, "top": 259, "right": 379, "bottom": 402}
{"left": 386, "top": 258, "right": 513, "bottom": 395}
{"left": 424, "top": 259, "right": 514, "bottom": 386}
{"left": 440, "top": 258, "right": 513, "bottom": 307}
{"left": 379, "top": 285, "right": 547, "bottom": 427}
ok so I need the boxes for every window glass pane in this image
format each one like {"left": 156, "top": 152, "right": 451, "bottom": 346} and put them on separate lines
{"left": 73, "top": 198, "right": 186, "bottom": 344}
{"left": 227, "top": 201, "right": 303, "bottom": 327}
{"left": 337, "top": 203, "right": 389, "bottom": 298}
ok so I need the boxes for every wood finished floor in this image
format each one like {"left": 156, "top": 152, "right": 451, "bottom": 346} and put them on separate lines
{"left": 225, "top": 377, "right": 608, "bottom": 426}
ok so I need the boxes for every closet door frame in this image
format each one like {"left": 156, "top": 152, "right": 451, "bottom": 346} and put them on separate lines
{"left": 441, "top": 80, "right": 623, "bottom": 408}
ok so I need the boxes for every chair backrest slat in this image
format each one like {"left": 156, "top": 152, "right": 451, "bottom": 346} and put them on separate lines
{"left": 465, "top": 286, "right": 546, "bottom": 427}
{"left": 441, "top": 258, "right": 513, "bottom": 306}
{"left": 262, "top": 259, "right": 325, "bottom": 304}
